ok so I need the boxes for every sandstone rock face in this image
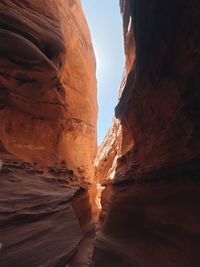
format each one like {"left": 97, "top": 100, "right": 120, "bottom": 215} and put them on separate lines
{"left": 93, "top": 181, "right": 200, "bottom": 267}
{"left": 93, "top": 0, "right": 200, "bottom": 266}
{"left": 115, "top": 0, "right": 200, "bottom": 183}
{"left": 95, "top": 118, "right": 122, "bottom": 184}
{"left": 0, "top": 157, "right": 90, "bottom": 267}
{"left": 1, "top": 0, "right": 200, "bottom": 266}
{"left": 0, "top": 0, "right": 97, "bottom": 181}
{"left": 0, "top": 1, "right": 97, "bottom": 266}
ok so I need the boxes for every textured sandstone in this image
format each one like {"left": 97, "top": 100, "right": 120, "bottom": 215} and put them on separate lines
{"left": 0, "top": 0, "right": 97, "bottom": 181}
{"left": 0, "top": 157, "right": 86, "bottom": 266}
{"left": 0, "top": 1, "right": 97, "bottom": 266}
{"left": 115, "top": 0, "right": 200, "bottom": 183}
{"left": 1, "top": 0, "right": 200, "bottom": 266}
{"left": 95, "top": 118, "right": 122, "bottom": 184}
{"left": 93, "top": 181, "right": 200, "bottom": 267}
{"left": 93, "top": 0, "right": 200, "bottom": 266}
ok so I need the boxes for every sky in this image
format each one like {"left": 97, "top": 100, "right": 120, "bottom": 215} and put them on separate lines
{"left": 81, "top": 0, "right": 124, "bottom": 144}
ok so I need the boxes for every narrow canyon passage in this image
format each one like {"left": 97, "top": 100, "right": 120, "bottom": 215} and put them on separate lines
{"left": 0, "top": 1, "right": 200, "bottom": 267}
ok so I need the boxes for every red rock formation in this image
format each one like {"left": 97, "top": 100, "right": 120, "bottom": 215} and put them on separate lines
{"left": 0, "top": 1, "right": 97, "bottom": 266}
{"left": 115, "top": 0, "right": 200, "bottom": 183}
{"left": 95, "top": 118, "right": 122, "bottom": 184}
{"left": 1, "top": 0, "right": 200, "bottom": 266}
{"left": 93, "top": 0, "right": 200, "bottom": 266}
{"left": 0, "top": 0, "right": 97, "bottom": 181}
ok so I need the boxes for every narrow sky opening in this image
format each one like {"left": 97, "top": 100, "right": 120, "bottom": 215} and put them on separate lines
{"left": 82, "top": 0, "right": 124, "bottom": 144}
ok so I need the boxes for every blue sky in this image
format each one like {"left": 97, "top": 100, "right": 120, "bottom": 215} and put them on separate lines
{"left": 81, "top": 0, "right": 124, "bottom": 144}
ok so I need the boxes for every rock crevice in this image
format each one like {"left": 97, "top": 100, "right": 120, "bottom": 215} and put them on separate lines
{"left": 0, "top": 0, "right": 200, "bottom": 266}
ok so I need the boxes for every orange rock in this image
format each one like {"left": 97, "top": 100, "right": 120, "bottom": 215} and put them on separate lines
{"left": 0, "top": 0, "right": 97, "bottom": 182}
{"left": 0, "top": 1, "right": 97, "bottom": 266}
{"left": 95, "top": 118, "right": 122, "bottom": 184}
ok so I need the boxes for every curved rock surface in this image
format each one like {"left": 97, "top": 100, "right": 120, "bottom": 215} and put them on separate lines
{"left": 0, "top": 0, "right": 97, "bottom": 181}
{"left": 1, "top": 0, "right": 200, "bottom": 266}
{"left": 0, "top": 158, "right": 86, "bottom": 267}
{"left": 93, "top": 0, "right": 200, "bottom": 266}
{"left": 0, "top": 1, "right": 97, "bottom": 266}
{"left": 115, "top": 0, "right": 200, "bottom": 183}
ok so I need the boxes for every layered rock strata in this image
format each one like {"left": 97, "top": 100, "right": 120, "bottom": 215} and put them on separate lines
{"left": 93, "top": 0, "right": 200, "bottom": 266}
{"left": 95, "top": 118, "right": 122, "bottom": 185}
{"left": 0, "top": 1, "right": 97, "bottom": 266}
{"left": 0, "top": 0, "right": 97, "bottom": 181}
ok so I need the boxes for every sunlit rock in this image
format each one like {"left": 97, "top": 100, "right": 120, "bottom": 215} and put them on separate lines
{"left": 0, "top": 0, "right": 97, "bottom": 182}
{"left": 0, "top": 1, "right": 97, "bottom": 266}
{"left": 95, "top": 118, "right": 122, "bottom": 185}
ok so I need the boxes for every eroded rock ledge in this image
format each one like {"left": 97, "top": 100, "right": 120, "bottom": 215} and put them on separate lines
{"left": 93, "top": 0, "right": 200, "bottom": 266}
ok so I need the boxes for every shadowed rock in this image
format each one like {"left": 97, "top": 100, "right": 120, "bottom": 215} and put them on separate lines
{"left": 93, "top": 1, "right": 200, "bottom": 266}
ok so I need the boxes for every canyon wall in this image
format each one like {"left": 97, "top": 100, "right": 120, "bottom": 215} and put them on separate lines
{"left": 0, "top": 1, "right": 97, "bottom": 266}
{"left": 0, "top": 0, "right": 97, "bottom": 181}
{"left": 1, "top": 1, "right": 200, "bottom": 266}
{"left": 93, "top": 0, "right": 200, "bottom": 266}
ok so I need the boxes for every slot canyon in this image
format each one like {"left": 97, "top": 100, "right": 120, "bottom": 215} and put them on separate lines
{"left": 0, "top": 0, "right": 199, "bottom": 266}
